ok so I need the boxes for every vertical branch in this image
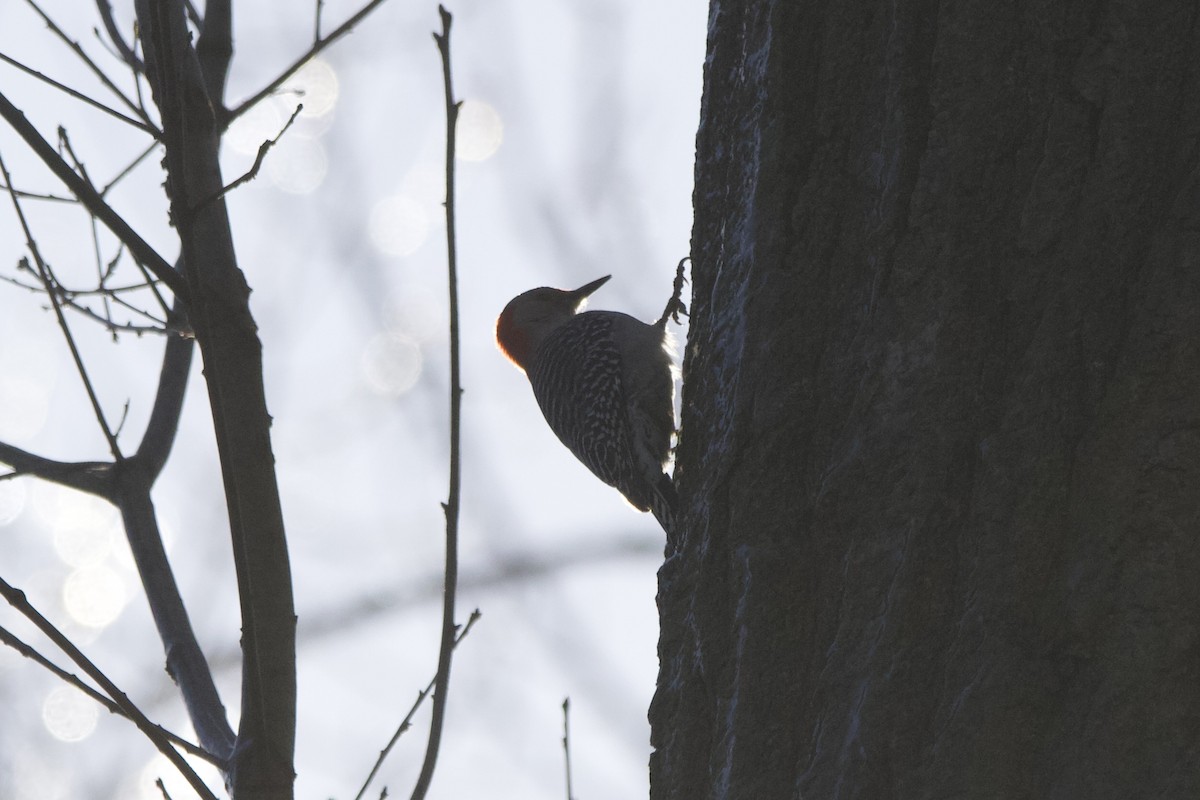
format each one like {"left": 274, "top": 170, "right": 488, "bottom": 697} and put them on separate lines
{"left": 562, "top": 698, "right": 576, "bottom": 800}
{"left": 135, "top": 299, "right": 195, "bottom": 476}
{"left": 410, "top": 6, "right": 462, "bottom": 800}
{"left": 137, "top": 0, "right": 297, "bottom": 793}
{"left": 195, "top": 0, "right": 232, "bottom": 107}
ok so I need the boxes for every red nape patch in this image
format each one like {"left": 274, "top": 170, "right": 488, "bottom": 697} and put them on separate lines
{"left": 495, "top": 309, "right": 530, "bottom": 371}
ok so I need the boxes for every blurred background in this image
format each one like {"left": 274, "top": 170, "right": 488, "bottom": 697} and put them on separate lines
{"left": 0, "top": 0, "right": 704, "bottom": 797}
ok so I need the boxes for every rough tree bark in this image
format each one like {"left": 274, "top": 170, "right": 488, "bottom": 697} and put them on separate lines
{"left": 653, "top": 2, "right": 1200, "bottom": 798}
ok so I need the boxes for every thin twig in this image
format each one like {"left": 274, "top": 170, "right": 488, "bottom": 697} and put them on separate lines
{"left": 410, "top": 8, "right": 464, "bottom": 800}
{"left": 101, "top": 140, "right": 159, "bottom": 196}
{"left": 0, "top": 576, "right": 220, "bottom": 800}
{"left": 0, "top": 270, "right": 162, "bottom": 298}
{"left": 223, "top": 0, "right": 392, "bottom": 126}
{"left": 102, "top": 241, "right": 123, "bottom": 282}
{"left": 131, "top": 32, "right": 153, "bottom": 123}
{"left": 129, "top": 251, "right": 175, "bottom": 321}
{"left": 353, "top": 610, "right": 481, "bottom": 800}
{"left": 107, "top": 292, "right": 170, "bottom": 325}
{"left": 0, "top": 277, "right": 171, "bottom": 333}
{"left": 97, "top": 241, "right": 118, "bottom": 335}
{"left": 0, "top": 623, "right": 223, "bottom": 766}
{"left": 20, "top": 0, "right": 160, "bottom": 134}
{"left": 83, "top": 179, "right": 117, "bottom": 335}
{"left": 0, "top": 90, "right": 185, "bottom": 298}
{"left": 562, "top": 698, "right": 576, "bottom": 800}
{"left": 0, "top": 51, "right": 158, "bottom": 136}
{"left": 0, "top": 152, "right": 123, "bottom": 459}
{"left": 94, "top": 0, "right": 145, "bottom": 73}
{"left": 58, "top": 126, "right": 93, "bottom": 187}
{"left": 0, "top": 181, "right": 74, "bottom": 202}
{"left": 113, "top": 399, "right": 131, "bottom": 438}
{"left": 69, "top": 306, "right": 169, "bottom": 335}
{"left": 314, "top": 0, "right": 326, "bottom": 41}
{"left": 192, "top": 103, "right": 303, "bottom": 211}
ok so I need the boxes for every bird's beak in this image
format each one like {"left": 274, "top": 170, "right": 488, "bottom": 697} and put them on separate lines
{"left": 571, "top": 275, "right": 611, "bottom": 301}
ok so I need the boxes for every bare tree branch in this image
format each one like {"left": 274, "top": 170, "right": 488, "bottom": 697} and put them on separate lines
{"left": 93, "top": 0, "right": 143, "bottom": 73}
{"left": 0, "top": 51, "right": 158, "bottom": 135}
{"left": 0, "top": 269, "right": 176, "bottom": 334}
{"left": 20, "top": 0, "right": 158, "bottom": 132}
{"left": 0, "top": 623, "right": 222, "bottom": 766}
{"left": 314, "top": 0, "right": 326, "bottom": 42}
{"left": 180, "top": 535, "right": 658, "bottom": 686}
{"left": 195, "top": 0, "right": 231, "bottom": 105}
{"left": 138, "top": 0, "right": 297, "bottom": 791}
{"left": 134, "top": 298, "right": 194, "bottom": 478}
{"left": 0, "top": 576, "right": 220, "bottom": 800}
{"left": 0, "top": 180, "right": 73, "bottom": 202}
{"left": 0, "top": 441, "right": 113, "bottom": 496}
{"left": 101, "top": 140, "right": 159, "bottom": 196}
{"left": 85, "top": 211, "right": 117, "bottom": 336}
{"left": 411, "top": 8, "right": 464, "bottom": 800}
{"left": 115, "top": 462, "right": 237, "bottom": 761}
{"left": 84, "top": 295, "right": 170, "bottom": 330}
{"left": 194, "top": 103, "right": 303, "bottom": 211}
{"left": 222, "top": 0, "right": 392, "bottom": 127}
{"left": 562, "top": 698, "right": 577, "bottom": 800}
{"left": 354, "top": 610, "right": 481, "bottom": 800}
{"left": 0, "top": 152, "right": 123, "bottom": 458}
{"left": 0, "top": 91, "right": 185, "bottom": 298}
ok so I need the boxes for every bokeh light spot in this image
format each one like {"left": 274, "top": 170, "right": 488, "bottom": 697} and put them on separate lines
{"left": 286, "top": 59, "right": 339, "bottom": 119}
{"left": 266, "top": 135, "right": 328, "bottom": 195}
{"left": 369, "top": 195, "right": 430, "bottom": 256}
{"left": 402, "top": 162, "right": 447, "bottom": 205}
{"left": 225, "top": 98, "right": 286, "bottom": 157}
{"left": 384, "top": 286, "right": 443, "bottom": 342}
{"left": 41, "top": 490, "right": 118, "bottom": 567}
{"left": 0, "top": 479, "right": 26, "bottom": 526}
{"left": 133, "top": 755, "right": 222, "bottom": 800}
{"left": 33, "top": 482, "right": 114, "bottom": 528}
{"left": 54, "top": 519, "right": 114, "bottom": 568}
{"left": 361, "top": 332, "right": 423, "bottom": 396}
{"left": 42, "top": 687, "right": 98, "bottom": 743}
{"left": 456, "top": 100, "right": 503, "bottom": 162}
{"left": 63, "top": 565, "right": 127, "bottom": 628}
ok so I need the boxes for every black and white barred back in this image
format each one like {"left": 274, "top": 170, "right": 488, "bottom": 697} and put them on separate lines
{"left": 528, "top": 310, "right": 678, "bottom": 529}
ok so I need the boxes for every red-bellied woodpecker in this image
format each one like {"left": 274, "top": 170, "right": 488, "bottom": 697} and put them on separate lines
{"left": 496, "top": 275, "right": 677, "bottom": 530}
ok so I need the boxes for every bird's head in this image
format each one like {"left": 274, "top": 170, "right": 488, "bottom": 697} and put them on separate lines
{"left": 495, "top": 275, "right": 611, "bottom": 370}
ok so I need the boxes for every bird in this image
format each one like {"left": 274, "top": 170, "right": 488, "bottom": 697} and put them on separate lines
{"left": 496, "top": 275, "right": 678, "bottom": 531}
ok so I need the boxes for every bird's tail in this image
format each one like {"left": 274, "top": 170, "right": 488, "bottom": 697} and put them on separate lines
{"left": 650, "top": 472, "right": 678, "bottom": 534}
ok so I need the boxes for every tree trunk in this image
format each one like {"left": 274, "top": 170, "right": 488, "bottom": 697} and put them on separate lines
{"left": 653, "top": 2, "right": 1200, "bottom": 798}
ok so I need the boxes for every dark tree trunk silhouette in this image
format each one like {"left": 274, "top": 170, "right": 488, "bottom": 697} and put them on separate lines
{"left": 653, "top": 2, "right": 1200, "bottom": 798}
{"left": 138, "top": 1, "right": 296, "bottom": 795}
